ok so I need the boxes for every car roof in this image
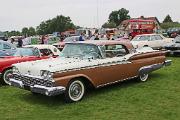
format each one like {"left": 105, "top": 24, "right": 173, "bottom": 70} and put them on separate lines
{"left": 67, "top": 40, "right": 133, "bottom": 49}
{"left": 24, "top": 45, "right": 55, "bottom": 49}
{"left": 135, "top": 34, "right": 162, "bottom": 37}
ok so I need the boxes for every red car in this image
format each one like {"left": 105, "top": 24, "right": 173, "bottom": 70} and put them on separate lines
{"left": 0, "top": 46, "right": 59, "bottom": 85}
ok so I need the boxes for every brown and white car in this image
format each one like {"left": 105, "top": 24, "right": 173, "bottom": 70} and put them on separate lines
{"left": 9, "top": 40, "right": 171, "bottom": 102}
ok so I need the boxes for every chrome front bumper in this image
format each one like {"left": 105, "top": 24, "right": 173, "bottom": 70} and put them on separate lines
{"left": 9, "top": 79, "right": 66, "bottom": 96}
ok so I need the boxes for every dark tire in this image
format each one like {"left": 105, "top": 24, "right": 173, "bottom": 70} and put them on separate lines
{"left": 139, "top": 73, "right": 149, "bottom": 82}
{"left": 64, "top": 79, "right": 85, "bottom": 103}
{"left": 2, "top": 69, "right": 13, "bottom": 85}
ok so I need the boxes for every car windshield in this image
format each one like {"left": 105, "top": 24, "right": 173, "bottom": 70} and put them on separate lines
{"left": 12, "top": 48, "right": 39, "bottom": 57}
{"left": 60, "top": 43, "right": 101, "bottom": 59}
{"left": 174, "top": 36, "right": 180, "bottom": 43}
{"left": 132, "top": 36, "right": 150, "bottom": 41}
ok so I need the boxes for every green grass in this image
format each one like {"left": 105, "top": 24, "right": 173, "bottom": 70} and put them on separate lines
{"left": 0, "top": 57, "right": 180, "bottom": 120}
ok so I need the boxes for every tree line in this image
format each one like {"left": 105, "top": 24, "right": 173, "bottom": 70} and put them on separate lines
{"left": 4, "top": 9, "right": 180, "bottom": 37}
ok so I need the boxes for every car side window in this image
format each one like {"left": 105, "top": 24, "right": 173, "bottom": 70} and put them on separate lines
{"left": 0, "top": 43, "right": 3, "bottom": 49}
{"left": 105, "top": 44, "right": 128, "bottom": 58}
{"left": 155, "top": 35, "right": 163, "bottom": 40}
{"left": 3, "top": 44, "right": 11, "bottom": 49}
{"left": 40, "top": 49, "right": 51, "bottom": 56}
{"left": 139, "top": 36, "right": 150, "bottom": 41}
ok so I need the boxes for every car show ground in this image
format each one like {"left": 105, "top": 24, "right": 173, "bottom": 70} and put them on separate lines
{"left": 0, "top": 57, "right": 179, "bottom": 120}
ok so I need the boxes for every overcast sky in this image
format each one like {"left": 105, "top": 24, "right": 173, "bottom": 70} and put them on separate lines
{"left": 0, "top": 0, "right": 180, "bottom": 31}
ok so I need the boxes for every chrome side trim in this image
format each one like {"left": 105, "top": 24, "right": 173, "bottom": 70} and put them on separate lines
{"left": 97, "top": 76, "right": 138, "bottom": 88}
{"left": 57, "top": 61, "right": 132, "bottom": 73}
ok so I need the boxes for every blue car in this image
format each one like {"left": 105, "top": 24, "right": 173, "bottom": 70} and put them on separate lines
{"left": 0, "top": 40, "right": 17, "bottom": 56}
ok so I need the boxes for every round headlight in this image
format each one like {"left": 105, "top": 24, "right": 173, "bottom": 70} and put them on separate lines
{"left": 40, "top": 70, "right": 53, "bottom": 80}
{"left": 12, "top": 67, "right": 19, "bottom": 74}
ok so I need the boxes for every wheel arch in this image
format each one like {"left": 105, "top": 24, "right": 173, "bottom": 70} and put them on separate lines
{"left": 70, "top": 76, "right": 95, "bottom": 89}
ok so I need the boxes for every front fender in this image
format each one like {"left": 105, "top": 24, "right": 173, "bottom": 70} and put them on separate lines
{"left": 53, "top": 74, "right": 94, "bottom": 88}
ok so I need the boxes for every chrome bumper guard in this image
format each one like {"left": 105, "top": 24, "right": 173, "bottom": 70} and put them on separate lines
{"left": 9, "top": 79, "right": 66, "bottom": 96}
{"left": 164, "top": 60, "right": 172, "bottom": 66}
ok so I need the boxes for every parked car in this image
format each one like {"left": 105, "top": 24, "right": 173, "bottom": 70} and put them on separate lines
{"left": 131, "top": 34, "right": 173, "bottom": 49}
{"left": 164, "top": 35, "right": 180, "bottom": 56}
{"left": 24, "top": 45, "right": 61, "bottom": 57}
{"left": 0, "top": 45, "right": 60, "bottom": 85}
{"left": 9, "top": 40, "right": 171, "bottom": 102}
{"left": 53, "top": 36, "right": 80, "bottom": 51}
{"left": 167, "top": 28, "right": 180, "bottom": 38}
{"left": 0, "top": 40, "right": 17, "bottom": 56}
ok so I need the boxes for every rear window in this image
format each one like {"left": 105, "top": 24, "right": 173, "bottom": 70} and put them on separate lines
{"left": 105, "top": 44, "right": 128, "bottom": 58}
{"left": 40, "top": 49, "right": 53, "bottom": 56}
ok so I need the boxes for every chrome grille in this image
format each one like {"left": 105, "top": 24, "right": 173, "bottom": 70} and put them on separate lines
{"left": 13, "top": 74, "right": 54, "bottom": 87}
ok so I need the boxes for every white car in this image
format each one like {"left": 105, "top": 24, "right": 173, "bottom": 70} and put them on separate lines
{"left": 131, "top": 34, "right": 173, "bottom": 49}
{"left": 24, "top": 45, "right": 61, "bottom": 56}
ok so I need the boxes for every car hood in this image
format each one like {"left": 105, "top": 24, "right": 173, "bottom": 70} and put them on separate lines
{"left": 13, "top": 57, "right": 100, "bottom": 76}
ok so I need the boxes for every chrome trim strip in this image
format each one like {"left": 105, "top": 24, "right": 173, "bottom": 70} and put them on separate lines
{"left": 57, "top": 61, "right": 132, "bottom": 73}
{"left": 97, "top": 76, "right": 138, "bottom": 88}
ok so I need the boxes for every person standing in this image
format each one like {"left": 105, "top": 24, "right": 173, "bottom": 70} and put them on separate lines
{"left": 79, "top": 33, "right": 85, "bottom": 41}
{"left": 17, "top": 37, "right": 23, "bottom": 47}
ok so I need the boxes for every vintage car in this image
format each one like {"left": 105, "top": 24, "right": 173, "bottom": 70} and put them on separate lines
{"left": 9, "top": 40, "right": 171, "bottom": 102}
{"left": 131, "top": 34, "right": 173, "bottom": 50}
{"left": 0, "top": 40, "right": 17, "bottom": 56}
{"left": 164, "top": 35, "right": 180, "bottom": 56}
{"left": 0, "top": 45, "right": 60, "bottom": 85}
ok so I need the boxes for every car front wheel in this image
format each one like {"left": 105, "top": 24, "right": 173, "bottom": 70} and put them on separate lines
{"left": 3, "top": 69, "right": 13, "bottom": 85}
{"left": 65, "top": 79, "right": 85, "bottom": 103}
{"left": 139, "top": 73, "right": 149, "bottom": 82}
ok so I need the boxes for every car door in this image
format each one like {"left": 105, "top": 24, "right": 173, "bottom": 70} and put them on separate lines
{"left": 150, "top": 35, "right": 164, "bottom": 49}
{"left": 95, "top": 44, "right": 137, "bottom": 86}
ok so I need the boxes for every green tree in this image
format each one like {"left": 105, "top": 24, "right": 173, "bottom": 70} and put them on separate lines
{"left": 6, "top": 31, "right": 21, "bottom": 37}
{"left": 108, "top": 8, "right": 130, "bottom": 26}
{"left": 28, "top": 27, "right": 36, "bottom": 36}
{"left": 22, "top": 27, "right": 29, "bottom": 37}
{"left": 102, "top": 22, "right": 116, "bottom": 28}
{"left": 160, "top": 22, "right": 180, "bottom": 30}
{"left": 163, "top": 14, "right": 173, "bottom": 23}
{"left": 36, "top": 15, "right": 76, "bottom": 35}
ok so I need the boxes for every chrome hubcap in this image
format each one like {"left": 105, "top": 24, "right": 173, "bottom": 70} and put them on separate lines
{"left": 70, "top": 83, "right": 82, "bottom": 99}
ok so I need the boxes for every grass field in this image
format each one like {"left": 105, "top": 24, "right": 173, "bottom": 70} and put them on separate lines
{"left": 0, "top": 57, "right": 180, "bottom": 120}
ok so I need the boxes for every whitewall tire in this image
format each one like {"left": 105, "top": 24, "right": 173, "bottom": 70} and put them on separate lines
{"left": 139, "top": 73, "right": 149, "bottom": 82}
{"left": 3, "top": 69, "right": 13, "bottom": 85}
{"left": 65, "top": 79, "right": 85, "bottom": 103}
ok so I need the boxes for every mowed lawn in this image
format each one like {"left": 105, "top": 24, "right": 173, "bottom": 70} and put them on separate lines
{"left": 0, "top": 57, "right": 180, "bottom": 120}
